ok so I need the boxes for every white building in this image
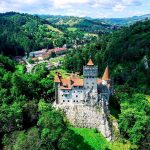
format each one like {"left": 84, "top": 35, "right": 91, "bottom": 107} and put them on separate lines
{"left": 54, "top": 59, "right": 113, "bottom": 105}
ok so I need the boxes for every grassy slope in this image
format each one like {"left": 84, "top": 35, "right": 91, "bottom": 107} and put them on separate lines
{"left": 15, "top": 64, "right": 25, "bottom": 74}
{"left": 47, "top": 24, "right": 64, "bottom": 34}
{"left": 70, "top": 127, "right": 132, "bottom": 150}
{"left": 70, "top": 128, "right": 110, "bottom": 150}
{"left": 67, "top": 27, "right": 78, "bottom": 32}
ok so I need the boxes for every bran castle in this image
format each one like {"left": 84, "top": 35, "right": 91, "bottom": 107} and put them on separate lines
{"left": 54, "top": 59, "right": 113, "bottom": 106}
{"left": 54, "top": 59, "right": 114, "bottom": 140}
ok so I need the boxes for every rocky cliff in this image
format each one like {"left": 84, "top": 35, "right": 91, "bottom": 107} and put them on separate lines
{"left": 54, "top": 100, "right": 112, "bottom": 141}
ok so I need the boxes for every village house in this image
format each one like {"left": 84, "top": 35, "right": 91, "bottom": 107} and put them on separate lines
{"left": 29, "top": 47, "right": 68, "bottom": 61}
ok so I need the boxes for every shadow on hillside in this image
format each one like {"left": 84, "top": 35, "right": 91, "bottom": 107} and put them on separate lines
{"left": 69, "top": 129, "right": 94, "bottom": 150}
{"left": 109, "top": 95, "right": 121, "bottom": 119}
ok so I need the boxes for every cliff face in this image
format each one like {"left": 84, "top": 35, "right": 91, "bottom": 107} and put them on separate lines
{"left": 54, "top": 99, "right": 112, "bottom": 141}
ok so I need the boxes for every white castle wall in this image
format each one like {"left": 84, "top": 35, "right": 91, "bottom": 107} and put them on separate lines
{"left": 84, "top": 77, "right": 97, "bottom": 90}
{"left": 59, "top": 87, "right": 85, "bottom": 103}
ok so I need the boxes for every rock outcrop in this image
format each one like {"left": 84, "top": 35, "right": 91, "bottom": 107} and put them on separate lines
{"left": 54, "top": 100, "right": 112, "bottom": 141}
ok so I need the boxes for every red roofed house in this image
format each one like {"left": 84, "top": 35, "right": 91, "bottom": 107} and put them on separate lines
{"left": 48, "top": 47, "right": 68, "bottom": 56}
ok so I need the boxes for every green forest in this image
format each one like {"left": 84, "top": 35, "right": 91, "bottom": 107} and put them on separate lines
{"left": 0, "top": 12, "right": 112, "bottom": 57}
{"left": 0, "top": 12, "right": 150, "bottom": 150}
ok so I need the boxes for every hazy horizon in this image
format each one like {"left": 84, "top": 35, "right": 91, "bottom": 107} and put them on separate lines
{"left": 0, "top": 0, "right": 150, "bottom": 18}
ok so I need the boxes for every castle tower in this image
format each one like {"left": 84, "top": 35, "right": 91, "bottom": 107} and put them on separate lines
{"left": 101, "top": 66, "right": 111, "bottom": 101}
{"left": 83, "top": 59, "right": 98, "bottom": 90}
{"left": 102, "top": 66, "right": 110, "bottom": 85}
{"left": 54, "top": 74, "right": 61, "bottom": 104}
{"left": 102, "top": 66, "right": 109, "bottom": 81}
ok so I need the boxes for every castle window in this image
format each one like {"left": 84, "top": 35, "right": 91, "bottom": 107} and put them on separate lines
{"left": 63, "top": 100, "right": 65, "bottom": 102}
{"left": 62, "top": 95, "right": 63, "bottom": 97}
{"left": 68, "top": 100, "right": 69, "bottom": 102}
{"left": 76, "top": 95, "right": 78, "bottom": 97}
{"left": 73, "top": 100, "right": 75, "bottom": 102}
{"left": 76, "top": 100, "right": 78, "bottom": 102}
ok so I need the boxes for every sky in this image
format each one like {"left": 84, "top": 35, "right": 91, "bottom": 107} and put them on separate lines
{"left": 0, "top": 0, "right": 150, "bottom": 18}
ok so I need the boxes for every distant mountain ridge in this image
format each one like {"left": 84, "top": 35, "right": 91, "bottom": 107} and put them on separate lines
{"left": 39, "top": 15, "right": 118, "bottom": 34}
{"left": 98, "top": 14, "right": 150, "bottom": 26}
{"left": 40, "top": 14, "right": 150, "bottom": 26}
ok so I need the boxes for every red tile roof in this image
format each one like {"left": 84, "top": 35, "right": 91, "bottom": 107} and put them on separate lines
{"left": 97, "top": 78, "right": 102, "bottom": 84}
{"left": 72, "top": 78, "right": 83, "bottom": 86}
{"left": 48, "top": 47, "right": 67, "bottom": 53}
{"left": 87, "top": 59, "right": 94, "bottom": 66}
{"left": 54, "top": 73, "right": 84, "bottom": 90}
{"left": 55, "top": 73, "right": 105, "bottom": 90}
{"left": 102, "top": 66, "right": 109, "bottom": 81}
{"left": 54, "top": 47, "right": 67, "bottom": 52}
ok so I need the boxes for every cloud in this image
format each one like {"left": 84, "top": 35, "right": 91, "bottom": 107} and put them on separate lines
{"left": 0, "top": 0, "right": 147, "bottom": 18}
{"left": 113, "top": 4, "right": 126, "bottom": 12}
{"left": 122, "top": 0, "right": 142, "bottom": 6}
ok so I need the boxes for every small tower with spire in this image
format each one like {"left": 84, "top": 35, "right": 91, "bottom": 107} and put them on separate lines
{"left": 101, "top": 66, "right": 112, "bottom": 101}
{"left": 83, "top": 59, "right": 98, "bottom": 91}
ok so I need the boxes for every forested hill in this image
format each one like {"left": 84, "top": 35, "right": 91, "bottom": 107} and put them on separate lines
{"left": 0, "top": 12, "right": 67, "bottom": 56}
{"left": 64, "top": 19, "right": 150, "bottom": 93}
{"left": 39, "top": 15, "right": 118, "bottom": 34}
{"left": 0, "top": 12, "right": 118, "bottom": 57}
{"left": 40, "top": 14, "right": 150, "bottom": 29}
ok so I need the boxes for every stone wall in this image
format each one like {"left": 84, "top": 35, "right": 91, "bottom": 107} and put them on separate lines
{"left": 54, "top": 101, "right": 112, "bottom": 141}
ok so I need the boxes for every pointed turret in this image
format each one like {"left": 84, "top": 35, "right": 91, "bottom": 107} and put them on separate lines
{"left": 102, "top": 66, "right": 109, "bottom": 81}
{"left": 87, "top": 59, "right": 94, "bottom": 66}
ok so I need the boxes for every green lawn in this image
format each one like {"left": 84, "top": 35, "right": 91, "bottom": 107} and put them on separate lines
{"left": 84, "top": 33, "right": 98, "bottom": 37}
{"left": 15, "top": 64, "right": 24, "bottom": 74}
{"left": 146, "top": 95, "right": 150, "bottom": 103}
{"left": 51, "top": 68, "right": 70, "bottom": 78}
{"left": 110, "top": 141, "right": 132, "bottom": 150}
{"left": 50, "top": 56, "right": 65, "bottom": 64}
{"left": 70, "top": 128, "right": 110, "bottom": 150}
{"left": 67, "top": 27, "right": 78, "bottom": 32}
{"left": 47, "top": 25, "right": 64, "bottom": 34}
{"left": 70, "top": 127, "right": 132, "bottom": 150}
